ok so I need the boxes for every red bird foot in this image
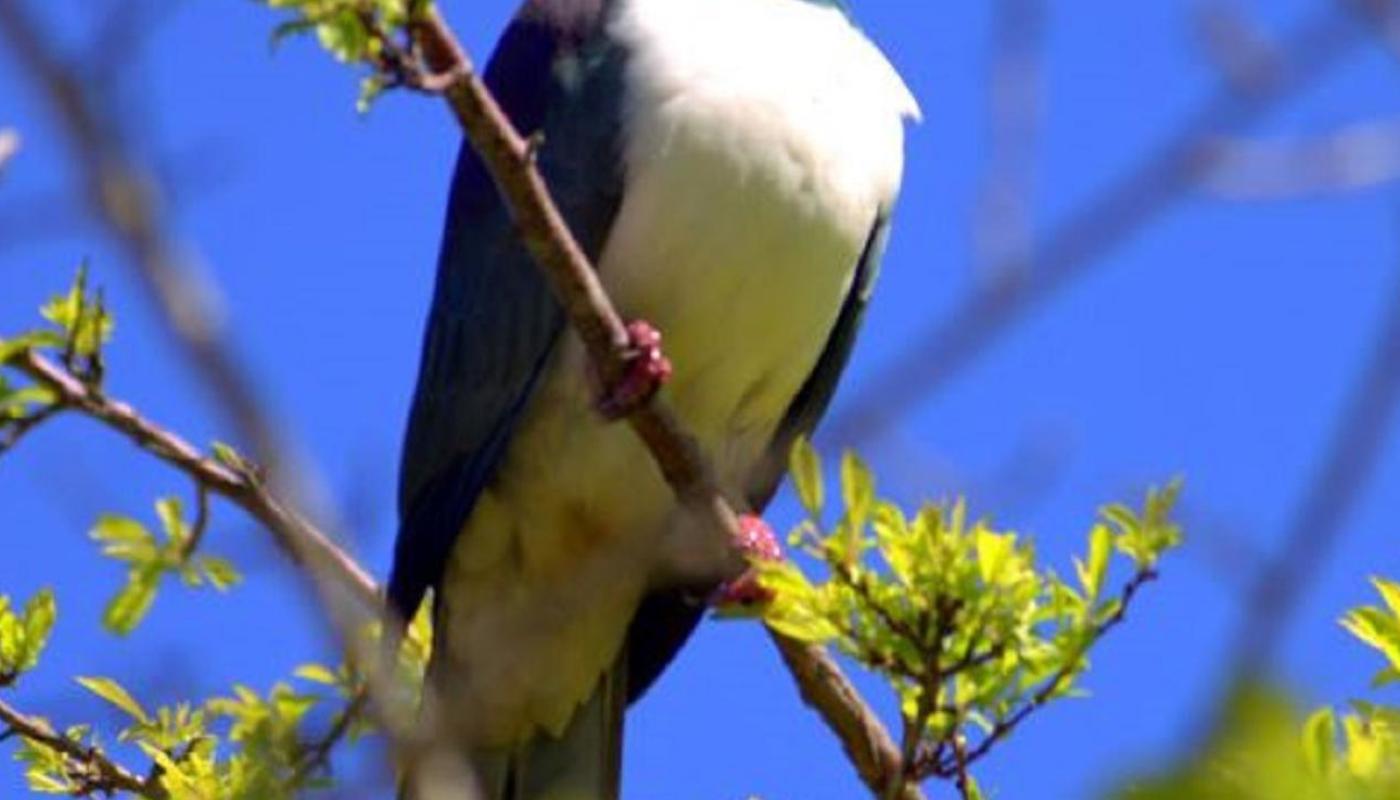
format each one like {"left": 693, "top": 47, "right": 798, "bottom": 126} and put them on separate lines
{"left": 597, "top": 320, "right": 673, "bottom": 420}
{"left": 712, "top": 514, "right": 783, "bottom": 608}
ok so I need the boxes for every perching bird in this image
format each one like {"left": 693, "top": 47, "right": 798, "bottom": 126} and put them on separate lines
{"left": 389, "top": 0, "right": 918, "bottom": 797}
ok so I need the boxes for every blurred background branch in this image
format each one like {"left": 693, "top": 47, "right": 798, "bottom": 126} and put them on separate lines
{"left": 0, "top": 1, "right": 324, "bottom": 509}
{"left": 829, "top": 4, "right": 1369, "bottom": 446}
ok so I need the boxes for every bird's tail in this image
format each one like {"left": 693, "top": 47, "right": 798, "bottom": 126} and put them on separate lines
{"left": 469, "top": 661, "right": 627, "bottom": 800}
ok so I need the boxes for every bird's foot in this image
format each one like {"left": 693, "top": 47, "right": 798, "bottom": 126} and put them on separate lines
{"left": 711, "top": 514, "right": 783, "bottom": 608}
{"left": 596, "top": 320, "right": 673, "bottom": 420}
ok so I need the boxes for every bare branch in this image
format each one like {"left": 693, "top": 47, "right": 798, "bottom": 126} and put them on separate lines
{"left": 1215, "top": 247, "right": 1400, "bottom": 697}
{"left": 0, "top": 694, "right": 155, "bottom": 798}
{"left": 975, "top": 0, "right": 1044, "bottom": 281}
{"left": 829, "top": 5, "right": 1368, "bottom": 447}
{"left": 1198, "top": 119, "right": 1400, "bottom": 199}
{"left": 773, "top": 636, "right": 923, "bottom": 800}
{"left": 0, "top": 403, "right": 64, "bottom": 457}
{"left": 1192, "top": 2, "right": 1283, "bottom": 94}
{"left": 291, "top": 689, "right": 370, "bottom": 787}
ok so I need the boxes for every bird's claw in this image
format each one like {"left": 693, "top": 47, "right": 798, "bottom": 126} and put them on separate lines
{"left": 712, "top": 514, "right": 783, "bottom": 608}
{"left": 596, "top": 320, "right": 673, "bottom": 420}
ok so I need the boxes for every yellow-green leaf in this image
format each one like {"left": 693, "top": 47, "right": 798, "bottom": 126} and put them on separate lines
{"left": 1076, "top": 523, "right": 1112, "bottom": 601}
{"left": 840, "top": 451, "right": 875, "bottom": 526}
{"left": 19, "top": 588, "right": 56, "bottom": 671}
{"left": 103, "top": 565, "right": 161, "bottom": 636}
{"left": 1301, "top": 706, "right": 1337, "bottom": 774}
{"left": 155, "top": 496, "right": 187, "bottom": 545}
{"left": 295, "top": 664, "right": 340, "bottom": 686}
{"left": 77, "top": 676, "right": 150, "bottom": 724}
{"left": 789, "top": 437, "right": 824, "bottom": 518}
{"left": 200, "top": 557, "right": 242, "bottom": 591}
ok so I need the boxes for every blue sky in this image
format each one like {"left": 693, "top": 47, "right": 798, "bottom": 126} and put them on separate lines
{"left": 3, "top": 1, "right": 1400, "bottom": 798}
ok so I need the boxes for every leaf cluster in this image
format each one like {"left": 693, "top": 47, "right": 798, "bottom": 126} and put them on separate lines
{"left": 91, "top": 497, "right": 242, "bottom": 636}
{"left": 1, "top": 266, "right": 113, "bottom": 452}
{"left": 0, "top": 589, "right": 56, "bottom": 686}
{"left": 2, "top": 588, "right": 372, "bottom": 799}
{"left": 754, "top": 440, "right": 1181, "bottom": 795}
{"left": 262, "top": 0, "right": 430, "bottom": 111}
{"left": 18, "top": 670, "right": 363, "bottom": 799}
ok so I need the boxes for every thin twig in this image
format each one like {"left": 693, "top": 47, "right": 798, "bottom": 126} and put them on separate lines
{"left": 291, "top": 689, "right": 369, "bottom": 786}
{"left": 0, "top": 403, "right": 65, "bottom": 456}
{"left": 180, "top": 481, "right": 211, "bottom": 561}
{"left": 1193, "top": 2, "right": 1283, "bottom": 94}
{"left": 929, "top": 569, "right": 1158, "bottom": 777}
{"left": 0, "top": 694, "right": 156, "bottom": 798}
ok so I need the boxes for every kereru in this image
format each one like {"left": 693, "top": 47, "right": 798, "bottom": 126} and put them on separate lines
{"left": 388, "top": 0, "right": 918, "bottom": 797}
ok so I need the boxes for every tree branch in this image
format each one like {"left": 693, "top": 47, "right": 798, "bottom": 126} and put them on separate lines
{"left": 928, "top": 568, "right": 1159, "bottom": 778}
{"left": 11, "top": 350, "right": 378, "bottom": 609}
{"left": 0, "top": 694, "right": 155, "bottom": 798}
{"left": 291, "top": 688, "right": 369, "bottom": 787}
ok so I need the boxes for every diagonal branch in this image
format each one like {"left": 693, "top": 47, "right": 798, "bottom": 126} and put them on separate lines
{"left": 0, "top": 694, "right": 155, "bottom": 798}
{"left": 8, "top": 348, "right": 479, "bottom": 793}
{"left": 11, "top": 350, "right": 378, "bottom": 609}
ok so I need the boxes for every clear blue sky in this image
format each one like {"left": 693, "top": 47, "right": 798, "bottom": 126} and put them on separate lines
{"left": 3, "top": 1, "right": 1400, "bottom": 798}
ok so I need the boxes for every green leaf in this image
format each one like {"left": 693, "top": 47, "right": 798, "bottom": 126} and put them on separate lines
{"left": 200, "top": 557, "right": 242, "bottom": 591}
{"left": 39, "top": 264, "right": 114, "bottom": 357}
{"left": 975, "top": 528, "right": 1016, "bottom": 586}
{"left": 357, "top": 74, "right": 389, "bottom": 114}
{"left": 0, "top": 385, "right": 56, "bottom": 419}
{"left": 211, "top": 440, "right": 248, "bottom": 473}
{"left": 90, "top": 515, "right": 156, "bottom": 563}
{"left": 155, "top": 496, "right": 188, "bottom": 546}
{"left": 789, "top": 437, "right": 824, "bottom": 518}
{"left": 77, "top": 675, "right": 150, "bottom": 724}
{"left": 0, "top": 331, "right": 64, "bottom": 364}
{"left": 1076, "top": 523, "right": 1112, "bottom": 601}
{"left": 19, "top": 588, "right": 56, "bottom": 672}
{"left": 1301, "top": 707, "right": 1337, "bottom": 774}
{"left": 840, "top": 450, "right": 875, "bottom": 526}
{"left": 295, "top": 664, "right": 340, "bottom": 686}
{"left": 1373, "top": 576, "right": 1400, "bottom": 621}
{"left": 102, "top": 564, "right": 161, "bottom": 636}
{"left": 1342, "top": 606, "right": 1400, "bottom": 674}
